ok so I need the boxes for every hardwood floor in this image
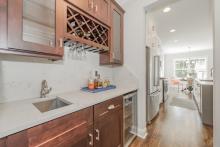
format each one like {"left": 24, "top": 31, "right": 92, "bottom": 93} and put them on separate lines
{"left": 130, "top": 93, "right": 213, "bottom": 147}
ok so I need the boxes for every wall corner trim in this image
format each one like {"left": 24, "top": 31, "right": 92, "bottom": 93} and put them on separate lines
{"left": 137, "top": 127, "right": 148, "bottom": 139}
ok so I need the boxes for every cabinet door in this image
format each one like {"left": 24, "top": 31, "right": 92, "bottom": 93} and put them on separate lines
{"left": 69, "top": 125, "right": 94, "bottom": 147}
{"left": 111, "top": 3, "right": 124, "bottom": 64}
{"left": 29, "top": 125, "right": 94, "bottom": 147}
{"left": 94, "top": 0, "right": 110, "bottom": 25}
{"left": 0, "top": 138, "right": 6, "bottom": 147}
{"left": 7, "top": 0, "right": 63, "bottom": 57}
{"left": 6, "top": 107, "right": 93, "bottom": 147}
{"left": 94, "top": 96, "right": 123, "bottom": 147}
{"left": 65, "top": 0, "right": 96, "bottom": 16}
{"left": 94, "top": 109, "right": 123, "bottom": 147}
{"left": 27, "top": 107, "right": 93, "bottom": 147}
{"left": 6, "top": 126, "right": 94, "bottom": 147}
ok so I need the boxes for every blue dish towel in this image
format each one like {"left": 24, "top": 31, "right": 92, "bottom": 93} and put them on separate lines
{"left": 81, "top": 85, "right": 116, "bottom": 93}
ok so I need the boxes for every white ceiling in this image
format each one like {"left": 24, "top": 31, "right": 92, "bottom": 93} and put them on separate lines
{"left": 148, "top": 0, "right": 213, "bottom": 54}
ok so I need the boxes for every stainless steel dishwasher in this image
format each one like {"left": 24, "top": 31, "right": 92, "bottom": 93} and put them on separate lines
{"left": 123, "top": 91, "right": 137, "bottom": 147}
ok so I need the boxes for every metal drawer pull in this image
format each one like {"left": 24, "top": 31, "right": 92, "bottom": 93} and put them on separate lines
{"left": 99, "top": 110, "right": 109, "bottom": 117}
{"left": 89, "top": 133, "right": 93, "bottom": 146}
{"left": 95, "top": 129, "right": 100, "bottom": 141}
{"left": 108, "top": 104, "right": 120, "bottom": 110}
{"left": 108, "top": 104, "right": 115, "bottom": 110}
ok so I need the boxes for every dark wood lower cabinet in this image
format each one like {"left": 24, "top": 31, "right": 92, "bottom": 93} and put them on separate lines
{"left": 6, "top": 107, "right": 93, "bottom": 147}
{"left": 0, "top": 138, "right": 6, "bottom": 147}
{"left": 94, "top": 109, "right": 123, "bottom": 147}
{"left": 1, "top": 96, "right": 123, "bottom": 147}
{"left": 6, "top": 131, "right": 28, "bottom": 147}
{"left": 94, "top": 96, "right": 123, "bottom": 147}
{"left": 6, "top": 125, "right": 94, "bottom": 147}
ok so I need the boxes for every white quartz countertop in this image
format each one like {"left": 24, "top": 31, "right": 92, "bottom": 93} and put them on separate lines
{"left": 0, "top": 85, "right": 137, "bottom": 138}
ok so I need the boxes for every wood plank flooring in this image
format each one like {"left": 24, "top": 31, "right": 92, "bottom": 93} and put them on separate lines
{"left": 130, "top": 93, "right": 213, "bottom": 147}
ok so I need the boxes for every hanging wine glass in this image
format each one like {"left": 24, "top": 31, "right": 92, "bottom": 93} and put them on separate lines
{"left": 83, "top": 45, "right": 87, "bottom": 59}
{"left": 67, "top": 41, "right": 73, "bottom": 58}
{"left": 72, "top": 42, "right": 78, "bottom": 59}
{"left": 81, "top": 44, "right": 86, "bottom": 59}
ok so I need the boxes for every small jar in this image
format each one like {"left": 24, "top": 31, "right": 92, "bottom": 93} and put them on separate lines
{"left": 102, "top": 80, "right": 107, "bottom": 88}
{"left": 88, "top": 78, "right": 95, "bottom": 90}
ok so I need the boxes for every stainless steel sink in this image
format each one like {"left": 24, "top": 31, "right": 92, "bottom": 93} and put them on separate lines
{"left": 33, "top": 98, "right": 72, "bottom": 113}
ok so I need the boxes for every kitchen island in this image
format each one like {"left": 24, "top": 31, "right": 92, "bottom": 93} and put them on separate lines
{"left": 193, "top": 79, "right": 213, "bottom": 125}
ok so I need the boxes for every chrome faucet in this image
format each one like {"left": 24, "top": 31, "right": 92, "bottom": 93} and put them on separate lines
{"left": 40, "top": 80, "right": 52, "bottom": 98}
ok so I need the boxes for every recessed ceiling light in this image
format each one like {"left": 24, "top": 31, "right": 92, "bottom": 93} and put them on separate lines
{"left": 169, "top": 29, "right": 176, "bottom": 33}
{"left": 163, "top": 7, "right": 171, "bottom": 13}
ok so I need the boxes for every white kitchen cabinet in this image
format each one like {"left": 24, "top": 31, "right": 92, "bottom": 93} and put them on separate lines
{"left": 193, "top": 80, "right": 213, "bottom": 125}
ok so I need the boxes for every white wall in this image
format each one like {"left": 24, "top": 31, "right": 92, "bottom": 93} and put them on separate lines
{"left": 164, "top": 49, "right": 213, "bottom": 79}
{"left": 118, "top": 0, "right": 219, "bottom": 144}
{"left": 114, "top": 0, "right": 158, "bottom": 138}
{"left": 0, "top": 47, "right": 113, "bottom": 103}
{"left": 213, "top": 0, "right": 220, "bottom": 146}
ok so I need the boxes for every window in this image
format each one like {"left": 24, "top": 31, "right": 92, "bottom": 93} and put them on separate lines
{"left": 174, "top": 58, "right": 207, "bottom": 79}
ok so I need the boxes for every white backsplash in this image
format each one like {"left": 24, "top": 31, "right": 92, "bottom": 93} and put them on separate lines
{"left": 0, "top": 47, "right": 113, "bottom": 103}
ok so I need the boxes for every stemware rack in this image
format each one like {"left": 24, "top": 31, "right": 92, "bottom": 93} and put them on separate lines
{"left": 64, "top": 4, "right": 110, "bottom": 54}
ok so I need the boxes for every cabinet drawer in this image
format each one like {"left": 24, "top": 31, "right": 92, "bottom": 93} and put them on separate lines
{"left": 27, "top": 124, "right": 93, "bottom": 147}
{"left": 6, "top": 107, "right": 93, "bottom": 147}
{"left": 27, "top": 107, "right": 93, "bottom": 147}
{"left": 94, "top": 96, "right": 123, "bottom": 119}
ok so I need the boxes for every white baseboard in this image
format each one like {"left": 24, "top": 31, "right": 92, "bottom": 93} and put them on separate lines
{"left": 137, "top": 127, "right": 148, "bottom": 139}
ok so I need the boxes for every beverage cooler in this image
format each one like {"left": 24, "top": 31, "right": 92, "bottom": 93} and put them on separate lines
{"left": 123, "top": 91, "right": 137, "bottom": 147}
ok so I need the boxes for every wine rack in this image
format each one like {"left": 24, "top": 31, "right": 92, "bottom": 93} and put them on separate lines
{"left": 64, "top": 5, "right": 110, "bottom": 54}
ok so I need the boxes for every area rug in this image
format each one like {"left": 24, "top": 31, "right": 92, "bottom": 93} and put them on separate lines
{"left": 169, "top": 97, "right": 197, "bottom": 110}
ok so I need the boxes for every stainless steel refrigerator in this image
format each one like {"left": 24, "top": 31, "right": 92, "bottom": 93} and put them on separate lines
{"left": 146, "top": 46, "right": 161, "bottom": 124}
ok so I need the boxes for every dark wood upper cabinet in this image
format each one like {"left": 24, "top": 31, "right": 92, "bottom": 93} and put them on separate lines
{"left": 100, "top": 0, "right": 124, "bottom": 65}
{"left": 63, "top": 1, "right": 110, "bottom": 53}
{"left": 1, "top": 0, "right": 123, "bottom": 62}
{"left": 111, "top": 3, "right": 124, "bottom": 64}
{"left": 66, "top": 0, "right": 110, "bottom": 26}
{"left": 5, "top": 0, "right": 64, "bottom": 59}
{"left": 65, "top": 0, "right": 90, "bottom": 13}
{"left": 94, "top": 0, "right": 111, "bottom": 26}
